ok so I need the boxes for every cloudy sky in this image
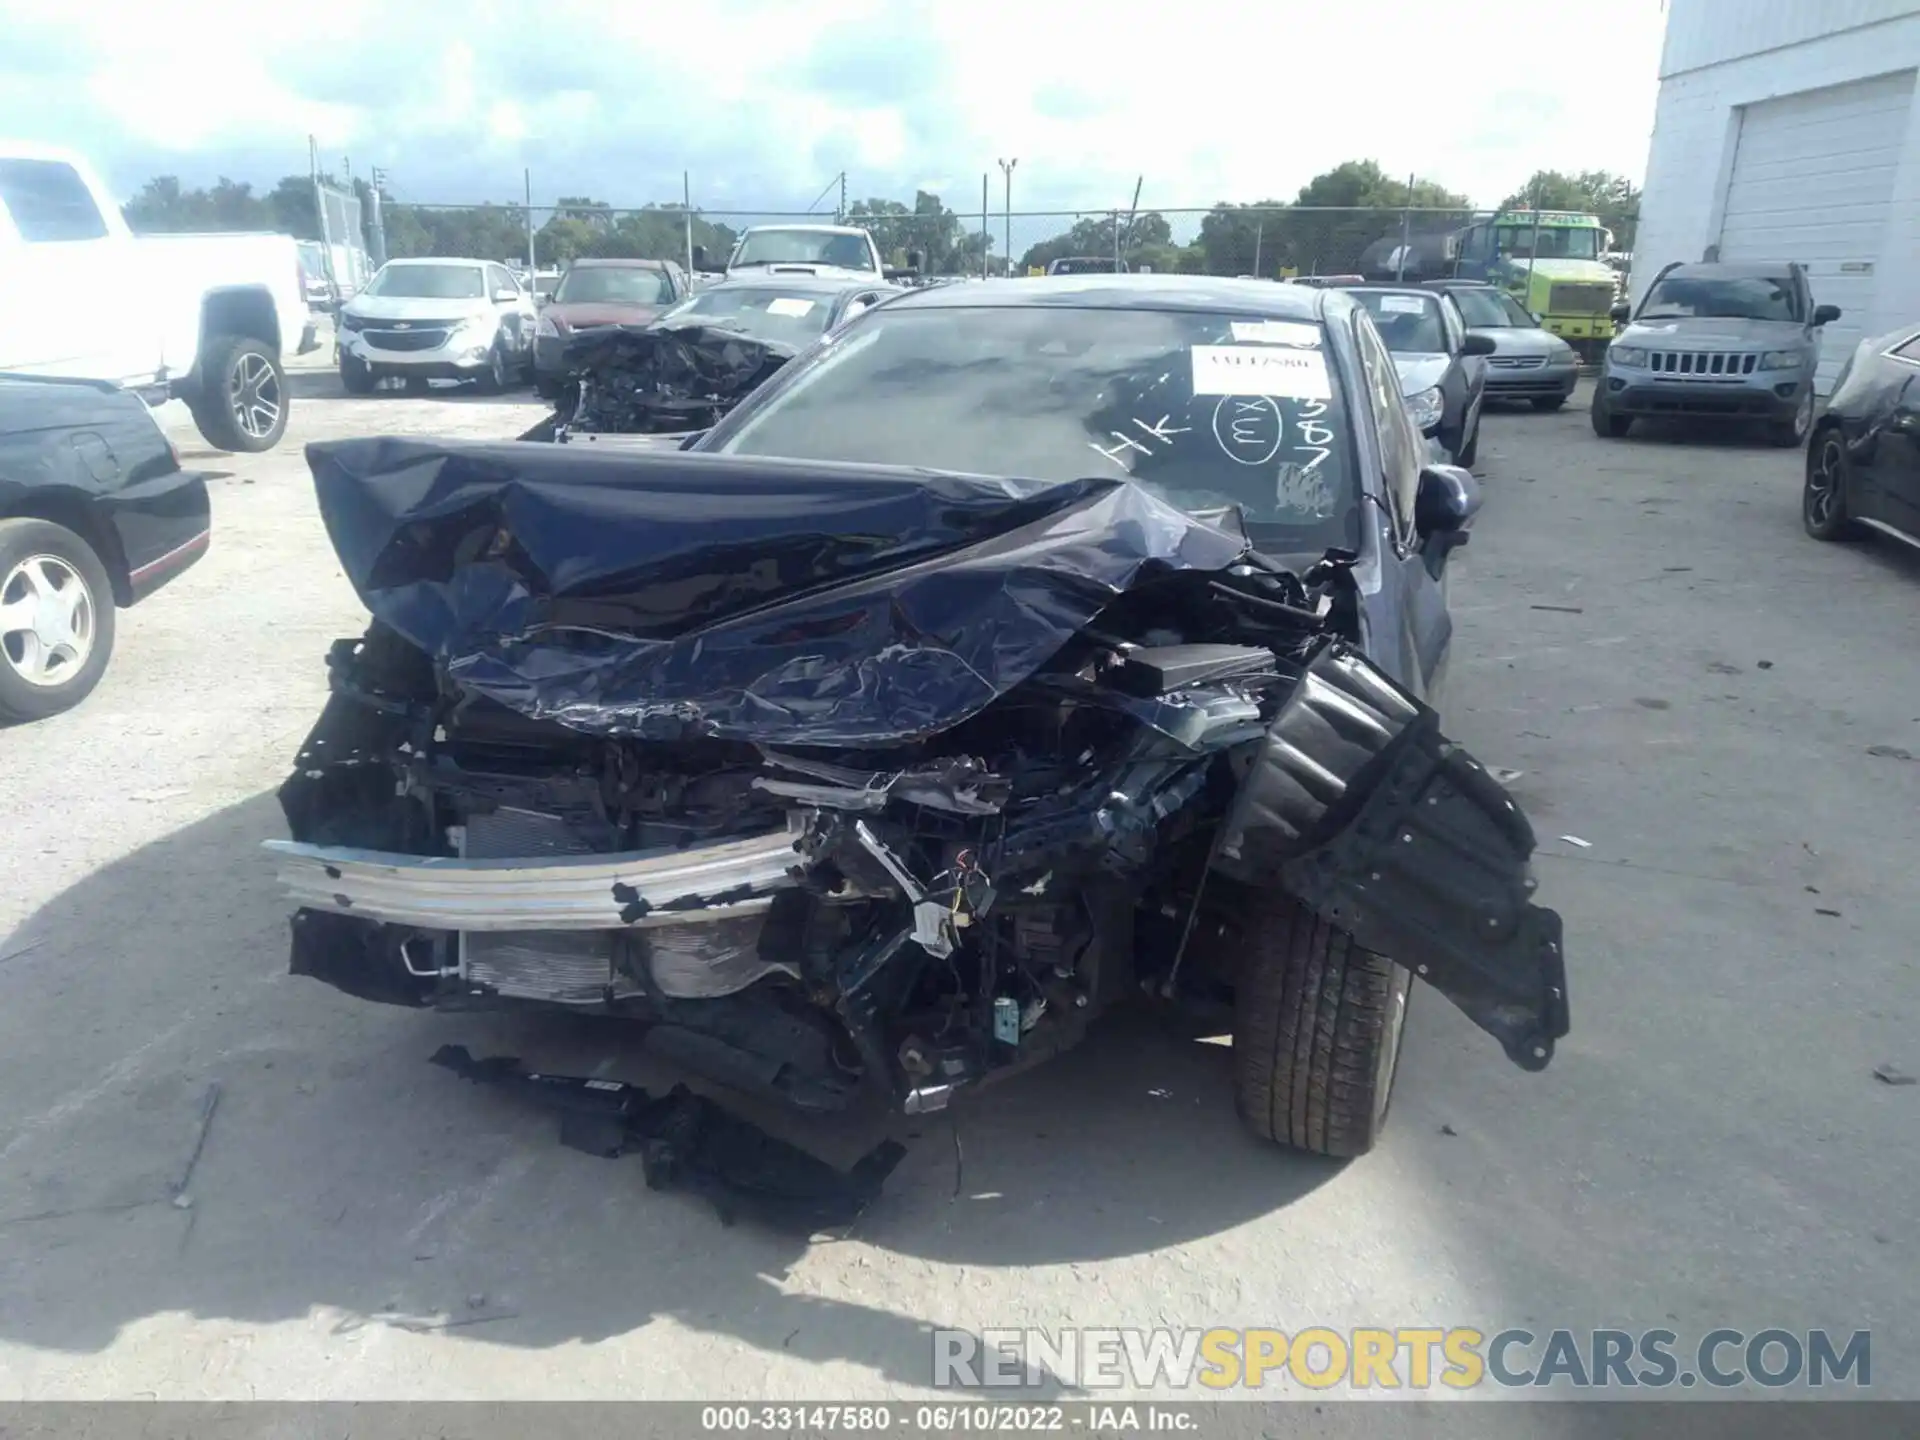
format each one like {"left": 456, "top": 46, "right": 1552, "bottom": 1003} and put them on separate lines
{"left": 1, "top": 0, "right": 1668, "bottom": 243}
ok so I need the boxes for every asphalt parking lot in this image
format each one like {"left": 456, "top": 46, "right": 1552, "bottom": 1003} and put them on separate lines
{"left": 1, "top": 370, "right": 1915, "bottom": 1402}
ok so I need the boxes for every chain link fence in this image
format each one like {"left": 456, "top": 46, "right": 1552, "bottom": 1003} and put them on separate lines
{"left": 369, "top": 196, "right": 1638, "bottom": 288}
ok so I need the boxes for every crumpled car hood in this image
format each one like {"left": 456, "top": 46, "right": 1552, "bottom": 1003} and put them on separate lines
{"left": 554, "top": 323, "right": 797, "bottom": 435}
{"left": 304, "top": 438, "right": 1251, "bottom": 745}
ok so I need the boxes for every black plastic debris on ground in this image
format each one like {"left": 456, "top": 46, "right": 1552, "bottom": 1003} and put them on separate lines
{"left": 430, "top": 1045, "right": 905, "bottom": 1230}
{"left": 552, "top": 323, "right": 796, "bottom": 436}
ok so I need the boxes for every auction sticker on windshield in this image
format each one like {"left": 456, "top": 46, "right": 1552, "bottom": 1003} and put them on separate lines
{"left": 1229, "top": 320, "right": 1321, "bottom": 347}
{"left": 1378, "top": 295, "right": 1427, "bottom": 315}
{"left": 1191, "top": 345, "right": 1331, "bottom": 400}
{"left": 766, "top": 298, "right": 816, "bottom": 317}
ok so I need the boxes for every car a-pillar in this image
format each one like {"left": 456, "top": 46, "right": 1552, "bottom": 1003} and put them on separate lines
{"left": 184, "top": 288, "right": 289, "bottom": 453}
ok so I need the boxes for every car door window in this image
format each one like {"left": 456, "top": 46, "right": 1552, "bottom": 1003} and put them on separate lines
{"left": 485, "top": 264, "right": 516, "bottom": 301}
{"left": 0, "top": 159, "right": 108, "bottom": 242}
{"left": 1893, "top": 334, "right": 1920, "bottom": 363}
{"left": 1354, "top": 312, "right": 1421, "bottom": 537}
{"left": 1438, "top": 296, "right": 1465, "bottom": 353}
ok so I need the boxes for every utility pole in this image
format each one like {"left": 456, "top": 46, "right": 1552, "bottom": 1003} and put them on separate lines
{"left": 1111, "top": 210, "right": 1121, "bottom": 273}
{"left": 838, "top": 170, "right": 848, "bottom": 224}
{"left": 981, "top": 173, "right": 990, "bottom": 279}
{"left": 684, "top": 171, "right": 694, "bottom": 273}
{"left": 524, "top": 168, "right": 535, "bottom": 275}
{"left": 1526, "top": 174, "right": 1543, "bottom": 300}
{"left": 1396, "top": 172, "right": 1414, "bottom": 281}
{"left": 368, "top": 165, "right": 389, "bottom": 268}
{"left": 997, "top": 158, "right": 1017, "bottom": 278}
{"left": 1252, "top": 220, "right": 1263, "bottom": 277}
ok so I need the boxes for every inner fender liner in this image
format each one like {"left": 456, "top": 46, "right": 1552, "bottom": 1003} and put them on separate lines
{"left": 1278, "top": 731, "right": 1569, "bottom": 1070}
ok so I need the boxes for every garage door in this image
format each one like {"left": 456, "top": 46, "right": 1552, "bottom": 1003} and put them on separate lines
{"left": 1718, "top": 69, "right": 1915, "bottom": 391}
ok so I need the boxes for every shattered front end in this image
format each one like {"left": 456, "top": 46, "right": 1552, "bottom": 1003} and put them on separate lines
{"left": 272, "top": 437, "right": 1568, "bottom": 1127}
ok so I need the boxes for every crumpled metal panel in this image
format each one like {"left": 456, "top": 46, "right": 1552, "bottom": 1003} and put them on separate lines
{"left": 303, "top": 438, "right": 1251, "bottom": 745}
{"left": 556, "top": 322, "right": 796, "bottom": 434}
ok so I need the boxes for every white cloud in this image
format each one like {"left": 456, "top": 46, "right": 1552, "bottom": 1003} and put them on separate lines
{"left": 1, "top": 0, "right": 1667, "bottom": 239}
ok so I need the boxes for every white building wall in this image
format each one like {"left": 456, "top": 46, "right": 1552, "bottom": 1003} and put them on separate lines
{"left": 1632, "top": 2, "right": 1920, "bottom": 346}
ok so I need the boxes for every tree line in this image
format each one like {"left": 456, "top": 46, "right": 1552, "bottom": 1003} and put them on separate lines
{"left": 119, "top": 160, "right": 1638, "bottom": 279}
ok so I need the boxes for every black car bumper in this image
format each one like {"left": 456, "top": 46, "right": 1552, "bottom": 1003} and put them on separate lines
{"left": 1604, "top": 375, "right": 1806, "bottom": 421}
{"left": 100, "top": 468, "right": 212, "bottom": 604}
{"left": 1487, "top": 366, "right": 1578, "bottom": 400}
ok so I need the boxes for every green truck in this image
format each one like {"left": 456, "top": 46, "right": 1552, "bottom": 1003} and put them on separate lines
{"left": 1451, "top": 210, "right": 1619, "bottom": 361}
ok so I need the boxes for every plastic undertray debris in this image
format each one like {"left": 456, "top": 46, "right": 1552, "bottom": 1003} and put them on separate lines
{"left": 430, "top": 1045, "right": 906, "bottom": 1230}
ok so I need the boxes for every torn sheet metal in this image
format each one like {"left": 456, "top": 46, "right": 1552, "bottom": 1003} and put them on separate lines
{"left": 554, "top": 323, "right": 795, "bottom": 435}
{"left": 303, "top": 439, "right": 1251, "bottom": 744}
{"left": 430, "top": 1045, "right": 905, "bottom": 1230}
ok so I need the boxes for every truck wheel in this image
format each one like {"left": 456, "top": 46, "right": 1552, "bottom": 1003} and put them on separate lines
{"left": 1226, "top": 891, "right": 1410, "bottom": 1158}
{"left": 339, "top": 352, "right": 376, "bottom": 396}
{"left": 0, "top": 518, "right": 117, "bottom": 723}
{"left": 189, "top": 334, "right": 287, "bottom": 452}
{"left": 1589, "top": 386, "right": 1631, "bottom": 438}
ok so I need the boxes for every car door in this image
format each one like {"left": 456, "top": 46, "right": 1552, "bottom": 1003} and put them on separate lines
{"left": 1438, "top": 294, "right": 1483, "bottom": 427}
{"left": 486, "top": 264, "right": 531, "bottom": 356}
{"left": 1881, "top": 336, "right": 1920, "bottom": 540}
{"left": 1353, "top": 311, "right": 1453, "bottom": 702}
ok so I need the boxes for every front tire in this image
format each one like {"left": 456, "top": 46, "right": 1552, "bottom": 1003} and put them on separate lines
{"left": 1803, "top": 428, "right": 1862, "bottom": 541}
{"left": 188, "top": 334, "right": 287, "bottom": 452}
{"left": 1590, "top": 385, "right": 1631, "bottom": 438}
{"left": 1769, "top": 389, "right": 1815, "bottom": 448}
{"left": 339, "top": 351, "right": 376, "bottom": 395}
{"left": 0, "top": 518, "right": 117, "bottom": 723}
{"left": 1456, "top": 411, "right": 1480, "bottom": 468}
{"left": 474, "top": 340, "right": 511, "bottom": 395}
{"left": 1228, "top": 891, "right": 1410, "bottom": 1158}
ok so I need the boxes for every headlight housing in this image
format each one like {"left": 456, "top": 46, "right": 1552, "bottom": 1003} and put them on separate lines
{"left": 1405, "top": 386, "right": 1444, "bottom": 432}
{"left": 1759, "top": 348, "right": 1806, "bottom": 370}
{"left": 535, "top": 314, "right": 561, "bottom": 338}
{"left": 1608, "top": 344, "right": 1647, "bottom": 368}
{"left": 452, "top": 313, "right": 495, "bottom": 338}
{"left": 338, "top": 313, "right": 365, "bottom": 333}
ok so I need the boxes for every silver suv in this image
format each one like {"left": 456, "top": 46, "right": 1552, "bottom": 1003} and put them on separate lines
{"left": 1593, "top": 261, "right": 1839, "bottom": 446}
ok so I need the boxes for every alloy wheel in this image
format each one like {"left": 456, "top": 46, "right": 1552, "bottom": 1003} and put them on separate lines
{"left": 228, "top": 352, "right": 283, "bottom": 441}
{"left": 0, "top": 553, "right": 96, "bottom": 687}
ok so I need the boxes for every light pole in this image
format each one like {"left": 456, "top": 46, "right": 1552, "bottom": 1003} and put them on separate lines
{"left": 997, "top": 158, "right": 1017, "bottom": 276}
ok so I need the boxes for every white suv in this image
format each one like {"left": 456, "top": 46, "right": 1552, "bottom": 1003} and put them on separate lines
{"left": 336, "top": 258, "right": 537, "bottom": 393}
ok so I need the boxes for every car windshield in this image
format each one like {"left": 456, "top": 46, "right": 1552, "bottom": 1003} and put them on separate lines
{"left": 1637, "top": 275, "right": 1800, "bottom": 322}
{"left": 1450, "top": 288, "right": 1531, "bottom": 328}
{"left": 553, "top": 266, "right": 668, "bottom": 305}
{"left": 1494, "top": 225, "right": 1602, "bottom": 261}
{"left": 732, "top": 229, "right": 873, "bottom": 270}
{"left": 1348, "top": 292, "right": 1445, "bottom": 353}
{"left": 709, "top": 305, "right": 1360, "bottom": 553}
{"left": 662, "top": 286, "right": 843, "bottom": 344}
{"left": 365, "top": 264, "right": 485, "bottom": 299}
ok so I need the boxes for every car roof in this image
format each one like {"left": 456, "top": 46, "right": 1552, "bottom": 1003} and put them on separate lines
{"left": 569, "top": 257, "right": 671, "bottom": 270}
{"left": 1339, "top": 283, "right": 1441, "bottom": 305}
{"left": 1422, "top": 279, "right": 1497, "bottom": 290}
{"left": 739, "top": 223, "right": 869, "bottom": 238}
{"left": 1663, "top": 261, "right": 1795, "bottom": 282}
{"left": 695, "top": 274, "right": 897, "bottom": 296}
{"left": 882, "top": 273, "right": 1338, "bottom": 321}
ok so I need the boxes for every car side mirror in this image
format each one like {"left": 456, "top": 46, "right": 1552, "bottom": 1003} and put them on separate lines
{"left": 1530, "top": 311, "right": 1544, "bottom": 324}
{"left": 1459, "top": 332, "right": 1496, "bottom": 357}
{"left": 691, "top": 244, "right": 709, "bottom": 269}
{"left": 1610, "top": 301, "right": 1631, "bottom": 323}
{"left": 493, "top": 287, "right": 519, "bottom": 303}
{"left": 1812, "top": 303, "right": 1841, "bottom": 326}
{"left": 1416, "top": 463, "right": 1481, "bottom": 537}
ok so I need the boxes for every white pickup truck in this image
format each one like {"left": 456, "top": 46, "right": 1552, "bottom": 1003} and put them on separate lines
{"left": 0, "top": 143, "right": 315, "bottom": 452}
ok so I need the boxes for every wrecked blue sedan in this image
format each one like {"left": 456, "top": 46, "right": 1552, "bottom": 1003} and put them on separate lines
{"left": 270, "top": 277, "right": 1567, "bottom": 1169}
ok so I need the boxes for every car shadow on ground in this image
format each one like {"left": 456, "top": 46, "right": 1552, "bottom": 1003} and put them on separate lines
{"left": 0, "top": 792, "right": 1341, "bottom": 1387}
{"left": 1611, "top": 416, "right": 1801, "bottom": 451}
